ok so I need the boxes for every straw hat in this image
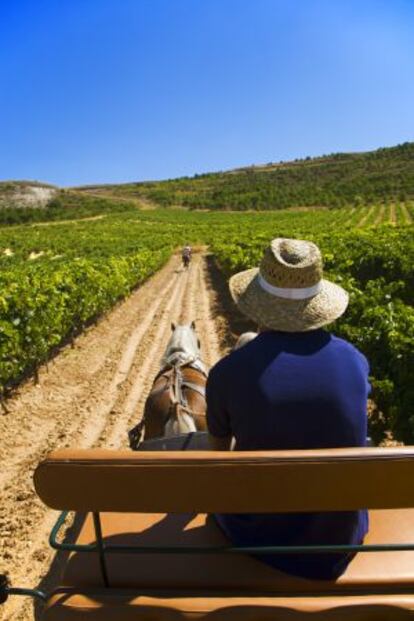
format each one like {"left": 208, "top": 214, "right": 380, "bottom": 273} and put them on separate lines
{"left": 229, "top": 238, "right": 348, "bottom": 332}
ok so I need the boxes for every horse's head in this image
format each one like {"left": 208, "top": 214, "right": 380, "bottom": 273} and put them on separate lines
{"left": 163, "top": 321, "right": 201, "bottom": 366}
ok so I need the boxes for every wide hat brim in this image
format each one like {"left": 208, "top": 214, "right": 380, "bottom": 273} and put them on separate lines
{"left": 229, "top": 268, "right": 349, "bottom": 332}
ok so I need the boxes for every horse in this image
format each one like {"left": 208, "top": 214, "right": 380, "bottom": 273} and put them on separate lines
{"left": 128, "top": 321, "right": 208, "bottom": 448}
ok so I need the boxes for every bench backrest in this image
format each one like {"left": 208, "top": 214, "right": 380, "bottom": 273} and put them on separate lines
{"left": 34, "top": 447, "right": 414, "bottom": 513}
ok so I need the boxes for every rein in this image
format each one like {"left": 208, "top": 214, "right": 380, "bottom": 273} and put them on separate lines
{"left": 128, "top": 361, "right": 207, "bottom": 450}
{"left": 169, "top": 364, "right": 206, "bottom": 409}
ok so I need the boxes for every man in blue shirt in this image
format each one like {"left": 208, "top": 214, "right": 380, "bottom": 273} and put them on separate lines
{"left": 206, "top": 237, "right": 371, "bottom": 580}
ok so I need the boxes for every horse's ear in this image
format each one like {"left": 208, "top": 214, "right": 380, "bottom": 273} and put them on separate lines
{"left": 171, "top": 322, "right": 176, "bottom": 331}
{"left": 191, "top": 320, "right": 196, "bottom": 330}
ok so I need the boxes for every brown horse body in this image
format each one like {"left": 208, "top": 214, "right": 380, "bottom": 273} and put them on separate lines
{"left": 143, "top": 364, "right": 207, "bottom": 440}
{"left": 128, "top": 323, "right": 208, "bottom": 448}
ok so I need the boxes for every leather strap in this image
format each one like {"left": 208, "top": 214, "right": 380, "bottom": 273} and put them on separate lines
{"left": 129, "top": 363, "right": 206, "bottom": 449}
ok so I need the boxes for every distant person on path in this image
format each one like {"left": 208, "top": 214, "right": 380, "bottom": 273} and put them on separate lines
{"left": 182, "top": 244, "right": 192, "bottom": 268}
{"left": 206, "top": 237, "right": 370, "bottom": 581}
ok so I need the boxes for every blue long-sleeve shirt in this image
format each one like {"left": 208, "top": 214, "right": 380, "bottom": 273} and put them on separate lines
{"left": 206, "top": 329, "right": 370, "bottom": 580}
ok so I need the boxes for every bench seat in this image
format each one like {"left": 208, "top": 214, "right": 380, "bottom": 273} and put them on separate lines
{"left": 43, "top": 591, "right": 414, "bottom": 620}
{"left": 61, "top": 510, "right": 414, "bottom": 594}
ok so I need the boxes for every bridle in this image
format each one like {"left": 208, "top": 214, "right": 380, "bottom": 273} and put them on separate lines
{"left": 128, "top": 361, "right": 207, "bottom": 450}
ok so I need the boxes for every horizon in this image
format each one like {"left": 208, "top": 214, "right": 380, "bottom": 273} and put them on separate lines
{"left": 1, "top": 0, "right": 414, "bottom": 186}
{"left": 2, "top": 139, "right": 407, "bottom": 189}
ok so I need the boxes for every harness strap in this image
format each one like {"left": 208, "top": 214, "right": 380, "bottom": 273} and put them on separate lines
{"left": 159, "top": 357, "right": 208, "bottom": 379}
{"left": 172, "top": 366, "right": 185, "bottom": 407}
{"left": 181, "top": 380, "right": 206, "bottom": 398}
{"left": 128, "top": 419, "right": 145, "bottom": 450}
{"left": 129, "top": 363, "right": 206, "bottom": 450}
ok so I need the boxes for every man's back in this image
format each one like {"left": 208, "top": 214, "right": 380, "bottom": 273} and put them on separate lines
{"left": 206, "top": 329, "right": 370, "bottom": 579}
{"left": 207, "top": 330, "right": 369, "bottom": 449}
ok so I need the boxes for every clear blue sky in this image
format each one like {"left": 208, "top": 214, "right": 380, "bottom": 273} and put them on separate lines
{"left": 0, "top": 0, "right": 413, "bottom": 186}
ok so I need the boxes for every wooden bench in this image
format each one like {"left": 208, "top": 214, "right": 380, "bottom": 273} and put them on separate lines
{"left": 27, "top": 447, "right": 414, "bottom": 618}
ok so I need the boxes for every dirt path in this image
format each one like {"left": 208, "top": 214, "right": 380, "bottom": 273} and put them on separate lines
{"left": 0, "top": 252, "right": 224, "bottom": 621}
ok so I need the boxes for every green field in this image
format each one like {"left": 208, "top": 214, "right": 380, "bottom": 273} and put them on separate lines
{"left": 0, "top": 206, "right": 413, "bottom": 445}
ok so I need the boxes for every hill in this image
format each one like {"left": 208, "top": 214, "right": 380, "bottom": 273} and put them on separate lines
{"left": 0, "top": 182, "right": 138, "bottom": 225}
{"left": 75, "top": 141, "right": 414, "bottom": 210}
{"left": 0, "top": 180, "right": 58, "bottom": 209}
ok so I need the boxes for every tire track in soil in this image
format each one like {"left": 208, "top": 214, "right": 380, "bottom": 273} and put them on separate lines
{"left": 79, "top": 263, "right": 186, "bottom": 449}
{"left": 98, "top": 257, "right": 191, "bottom": 448}
{"left": 197, "top": 256, "right": 221, "bottom": 366}
{"left": 0, "top": 251, "right": 223, "bottom": 621}
{"left": 104, "top": 252, "right": 222, "bottom": 449}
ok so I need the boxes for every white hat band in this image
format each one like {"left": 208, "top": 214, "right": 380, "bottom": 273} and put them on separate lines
{"left": 258, "top": 273, "right": 322, "bottom": 300}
